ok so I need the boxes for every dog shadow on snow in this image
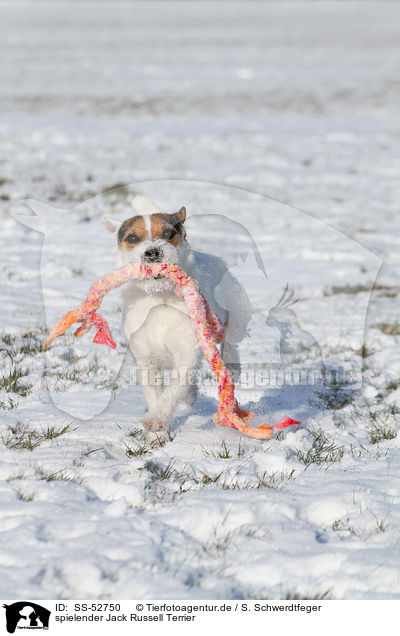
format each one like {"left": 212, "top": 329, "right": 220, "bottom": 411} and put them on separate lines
{"left": 169, "top": 378, "right": 354, "bottom": 436}
{"left": 167, "top": 387, "right": 328, "bottom": 437}
{"left": 168, "top": 393, "right": 217, "bottom": 434}
{"left": 167, "top": 283, "right": 355, "bottom": 435}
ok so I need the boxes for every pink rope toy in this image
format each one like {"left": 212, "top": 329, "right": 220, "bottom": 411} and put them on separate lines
{"left": 43, "top": 263, "right": 300, "bottom": 440}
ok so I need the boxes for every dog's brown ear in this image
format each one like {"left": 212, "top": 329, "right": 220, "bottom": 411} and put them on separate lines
{"left": 173, "top": 206, "right": 186, "bottom": 224}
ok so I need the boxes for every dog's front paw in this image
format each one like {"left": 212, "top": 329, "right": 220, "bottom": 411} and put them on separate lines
{"left": 142, "top": 416, "right": 165, "bottom": 432}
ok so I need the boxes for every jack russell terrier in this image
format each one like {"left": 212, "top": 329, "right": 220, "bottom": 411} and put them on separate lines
{"left": 103, "top": 196, "right": 250, "bottom": 433}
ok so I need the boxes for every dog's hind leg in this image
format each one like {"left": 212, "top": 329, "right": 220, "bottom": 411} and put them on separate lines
{"left": 221, "top": 340, "right": 241, "bottom": 379}
{"left": 180, "top": 383, "right": 198, "bottom": 411}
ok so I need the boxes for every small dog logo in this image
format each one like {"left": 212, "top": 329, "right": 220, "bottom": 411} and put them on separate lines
{"left": 3, "top": 602, "right": 51, "bottom": 634}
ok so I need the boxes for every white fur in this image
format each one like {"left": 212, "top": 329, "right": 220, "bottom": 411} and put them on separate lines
{"left": 131, "top": 195, "right": 161, "bottom": 215}
{"left": 141, "top": 214, "right": 151, "bottom": 238}
{"left": 103, "top": 198, "right": 251, "bottom": 432}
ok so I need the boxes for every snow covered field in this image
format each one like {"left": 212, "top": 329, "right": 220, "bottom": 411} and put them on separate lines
{"left": 0, "top": 0, "right": 400, "bottom": 600}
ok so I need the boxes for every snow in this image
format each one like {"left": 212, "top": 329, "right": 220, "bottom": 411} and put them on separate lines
{"left": 0, "top": 0, "right": 400, "bottom": 600}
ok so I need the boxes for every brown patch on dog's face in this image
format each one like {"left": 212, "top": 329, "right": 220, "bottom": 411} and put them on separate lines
{"left": 117, "top": 216, "right": 147, "bottom": 251}
{"left": 150, "top": 207, "right": 186, "bottom": 247}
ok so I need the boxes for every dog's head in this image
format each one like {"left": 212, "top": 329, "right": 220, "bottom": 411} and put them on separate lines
{"left": 103, "top": 198, "right": 188, "bottom": 292}
{"left": 104, "top": 205, "right": 187, "bottom": 264}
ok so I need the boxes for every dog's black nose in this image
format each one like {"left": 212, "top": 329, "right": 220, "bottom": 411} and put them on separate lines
{"left": 142, "top": 247, "right": 163, "bottom": 263}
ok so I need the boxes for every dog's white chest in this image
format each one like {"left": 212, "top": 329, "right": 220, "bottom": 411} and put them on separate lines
{"left": 122, "top": 283, "right": 193, "bottom": 356}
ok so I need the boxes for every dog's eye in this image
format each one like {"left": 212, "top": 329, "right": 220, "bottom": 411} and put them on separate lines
{"left": 125, "top": 233, "right": 139, "bottom": 244}
{"left": 161, "top": 228, "right": 177, "bottom": 240}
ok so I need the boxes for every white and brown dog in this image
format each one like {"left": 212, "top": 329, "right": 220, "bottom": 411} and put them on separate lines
{"left": 103, "top": 196, "right": 250, "bottom": 433}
